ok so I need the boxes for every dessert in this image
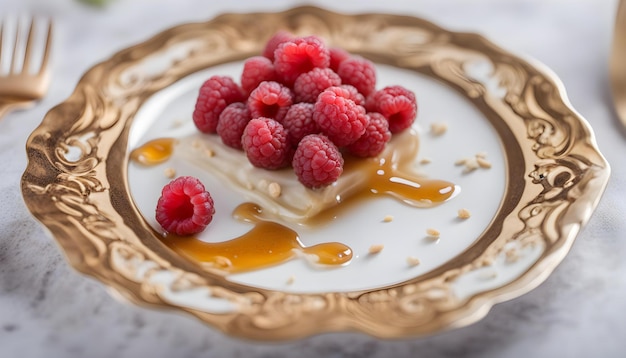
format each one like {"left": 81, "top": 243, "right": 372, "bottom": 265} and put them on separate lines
{"left": 130, "top": 31, "right": 459, "bottom": 273}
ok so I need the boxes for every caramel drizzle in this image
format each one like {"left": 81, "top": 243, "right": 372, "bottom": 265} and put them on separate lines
{"left": 160, "top": 203, "right": 353, "bottom": 273}
{"left": 131, "top": 131, "right": 456, "bottom": 273}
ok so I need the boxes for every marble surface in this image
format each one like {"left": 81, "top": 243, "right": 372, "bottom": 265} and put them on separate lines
{"left": 1, "top": 0, "right": 625, "bottom": 357}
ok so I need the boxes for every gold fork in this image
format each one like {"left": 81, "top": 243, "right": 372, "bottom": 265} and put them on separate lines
{"left": 0, "top": 16, "right": 53, "bottom": 119}
{"left": 610, "top": 0, "right": 626, "bottom": 128}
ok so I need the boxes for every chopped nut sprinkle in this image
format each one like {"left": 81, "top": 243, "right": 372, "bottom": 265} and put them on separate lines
{"left": 505, "top": 248, "right": 519, "bottom": 263}
{"left": 419, "top": 157, "right": 432, "bottom": 165}
{"left": 204, "top": 148, "right": 215, "bottom": 157}
{"left": 456, "top": 152, "right": 491, "bottom": 173}
{"left": 426, "top": 228, "right": 440, "bottom": 238}
{"left": 382, "top": 215, "right": 394, "bottom": 223}
{"left": 407, "top": 256, "right": 421, "bottom": 267}
{"left": 476, "top": 156, "right": 492, "bottom": 169}
{"left": 268, "top": 182, "right": 282, "bottom": 198}
{"left": 164, "top": 167, "right": 176, "bottom": 179}
{"left": 457, "top": 208, "right": 471, "bottom": 219}
{"left": 430, "top": 122, "right": 448, "bottom": 136}
{"left": 368, "top": 244, "right": 385, "bottom": 254}
{"left": 286, "top": 275, "right": 296, "bottom": 285}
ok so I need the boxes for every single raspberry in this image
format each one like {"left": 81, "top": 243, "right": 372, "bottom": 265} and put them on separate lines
{"left": 329, "top": 47, "right": 350, "bottom": 72}
{"left": 242, "top": 117, "right": 291, "bottom": 169}
{"left": 338, "top": 84, "right": 365, "bottom": 106}
{"left": 313, "top": 87, "right": 369, "bottom": 147}
{"left": 247, "top": 81, "right": 293, "bottom": 123}
{"left": 282, "top": 102, "right": 319, "bottom": 146}
{"left": 293, "top": 67, "right": 342, "bottom": 103}
{"left": 367, "top": 85, "right": 417, "bottom": 133}
{"left": 346, "top": 112, "right": 391, "bottom": 157}
{"left": 155, "top": 176, "right": 215, "bottom": 236}
{"left": 241, "top": 56, "right": 278, "bottom": 95}
{"left": 336, "top": 56, "right": 377, "bottom": 97}
{"left": 262, "top": 30, "right": 294, "bottom": 61}
{"left": 292, "top": 134, "right": 344, "bottom": 189}
{"left": 216, "top": 102, "right": 251, "bottom": 149}
{"left": 274, "top": 36, "right": 330, "bottom": 86}
{"left": 193, "top": 76, "right": 245, "bottom": 133}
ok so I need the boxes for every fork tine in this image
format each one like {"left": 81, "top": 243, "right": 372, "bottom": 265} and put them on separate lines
{"left": 22, "top": 17, "right": 35, "bottom": 73}
{"left": 10, "top": 17, "right": 21, "bottom": 73}
{"left": 38, "top": 20, "right": 53, "bottom": 75}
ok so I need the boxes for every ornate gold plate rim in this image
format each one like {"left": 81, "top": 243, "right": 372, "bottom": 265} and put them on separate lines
{"left": 21, "top": 6, "right": 610, "bottom": 340}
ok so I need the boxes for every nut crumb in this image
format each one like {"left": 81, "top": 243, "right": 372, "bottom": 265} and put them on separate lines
{"left": 268, "top": 182, "right": 282, "bottom": 198}
{"left": 286, "top": 275, "right": 295, "bottom": 285}
{"left": 214, "top": 256, "right": 232, "bottom": 269}
{"left": 171, "top": 119, "right": 184, "bottom": 128}
{"left": 430, "top": 122, "right": 448, "bottom": 136}
{"left": 456, "top": 153, "right": 491, "bottom": 173}
{"left": 368, "top": 244, "right": 385, "bottom": 254}
{"left": 419, "top": 157, "right": 432, "bottom": 165}
{"left": 426, "top": 228, "right": 440, "bottom": 238}
{"left": 204, "top": 147, "right": 215, "bottom": 157}
{"left": 164, "top": 167, "right": 176, "bottom": 179}
{"left": 382, "top": 215, "right": 394, "bottom": 223}
{"left": 476, "top": 156, "right": 492, "bottom": 169}
{"left": 407, "top": 256, "right": 421, "bottom": 267}
{"left": 457, "top": 208, "right": 471, "bottom": 219}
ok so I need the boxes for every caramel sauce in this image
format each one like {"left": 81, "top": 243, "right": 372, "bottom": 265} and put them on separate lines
{"left": 130, "top": 138, "right": 177, "bottom": 165}
{"left": 133, "top": 130, "right": 456, "bottom": 274}
{"left": 160, "top": 203, "right": 353, "bottom": 273}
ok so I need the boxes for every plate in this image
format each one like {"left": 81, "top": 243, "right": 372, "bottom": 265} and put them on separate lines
{"left": 21, "top": 6, "right": 610, "bottom": 340}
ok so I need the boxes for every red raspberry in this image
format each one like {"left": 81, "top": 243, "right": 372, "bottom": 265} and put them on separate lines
{"left": 155, "top": 176, "right": 215, "bottom": 236}
{"left": 292, "top": 134, "right": 344, "bottom": 189}
{"left": 337, "top": 56, "right": 377, "bottom": 97}
{"left": 282, "top": 102, "right": 319, "bottom": 146}
{"left": 242, "top": 117, "right": 291, "bottom": 169}
{"left": 338, "top": 84, "right": 365, "bottom": 106}
{"left": 329, "top": 47, "right": 350, "bottom": 72}
{"left": 346, "top": 112, "right": 391, "bottom": 157}
{"left": 216, "top": 102, "right": 251, "bottom": 149}
{"left": 192, "top": 76, "right": 244, "bottom": 133}
{"left": 313, "top": 87, "right": 369, "bottom": 147}
{"left": 293, "top": 68, "right": 342, "bottom": 103}
{"left": 274, "top": 36, "right": 330, "bottom": 86}
{"left": 241, "top": 56, "right": 278, "bottom": 95}
{"left": 262, "top": 30, "right": 294, "bottom": 61}
{"left": 367, "top": 85, "right": 417, "bottom": 133}
{"left": 247, "top": 81, "right": 293, "bottom": 123}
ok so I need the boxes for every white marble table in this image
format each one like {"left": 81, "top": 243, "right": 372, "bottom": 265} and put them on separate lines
{"left": 1, "top": 0, "right": 624, "bottom": 357}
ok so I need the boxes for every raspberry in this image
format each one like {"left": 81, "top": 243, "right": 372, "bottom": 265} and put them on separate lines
{"left": 346, "top": 112, "right": 391, "bottom": 157}
{"left": 293, "top": 67, "right": 342, "bottom": 103}
{"left": 216, "top": 102, "right": 251, "bottom": 149}
{"left": 282, "top": 102, "right": 319, "bottom": 146}
{"left": 241, "top": 56, "right": 278, "bottom": 95}
{"left": 155, "top": 176, "right": 215, "bottom": 236}
{"left": 274, "top": 36, "right": 330, "bottom": 86}
{"left": 247, "top": 81, "right": 293, "bottom": 123}
{"left": 336, "top": 56, "right": 377, "bottom": 97}
{"left": 193, "top": 76, "right": 245, "bottom": 133}
{"left": 313, "top": 87, "right": 369, "bottom": 147}
{"left": 242, "top": 117, "right": 291, "bottom": 169}
{"left": 329, "top": 46, "right": 350, "bottom": 72}
{"left": 338, "top": 84, "right": 365, "bottom": 106}
{"left": 292, "top": 134, "right": 344, "bottom": 189}
{"left": 367, "top": 85, "right": 417, "bottom": 133}
{"left": 262, "top": 30, "right": 294, "bottom": 61}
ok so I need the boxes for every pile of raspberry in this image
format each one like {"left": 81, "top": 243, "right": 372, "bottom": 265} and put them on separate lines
{"left": 192, "top": 31, "right": 418, "bottom": 189}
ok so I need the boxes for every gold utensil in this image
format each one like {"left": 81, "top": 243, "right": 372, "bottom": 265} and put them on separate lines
{"left": 610, "top": 0, "right": 626, "bottom": 128}
{"left": 0, "top": 17, "right": 52, "bottom": 119}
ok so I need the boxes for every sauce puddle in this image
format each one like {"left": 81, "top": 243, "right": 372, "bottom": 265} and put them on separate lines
{"left": 160, "top": 203, "right": 353, "bottom": 273}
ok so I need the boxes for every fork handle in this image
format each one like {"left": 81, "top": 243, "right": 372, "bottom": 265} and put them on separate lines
{"left": 0, "top": 99, "right": 32, "bottom": 120}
